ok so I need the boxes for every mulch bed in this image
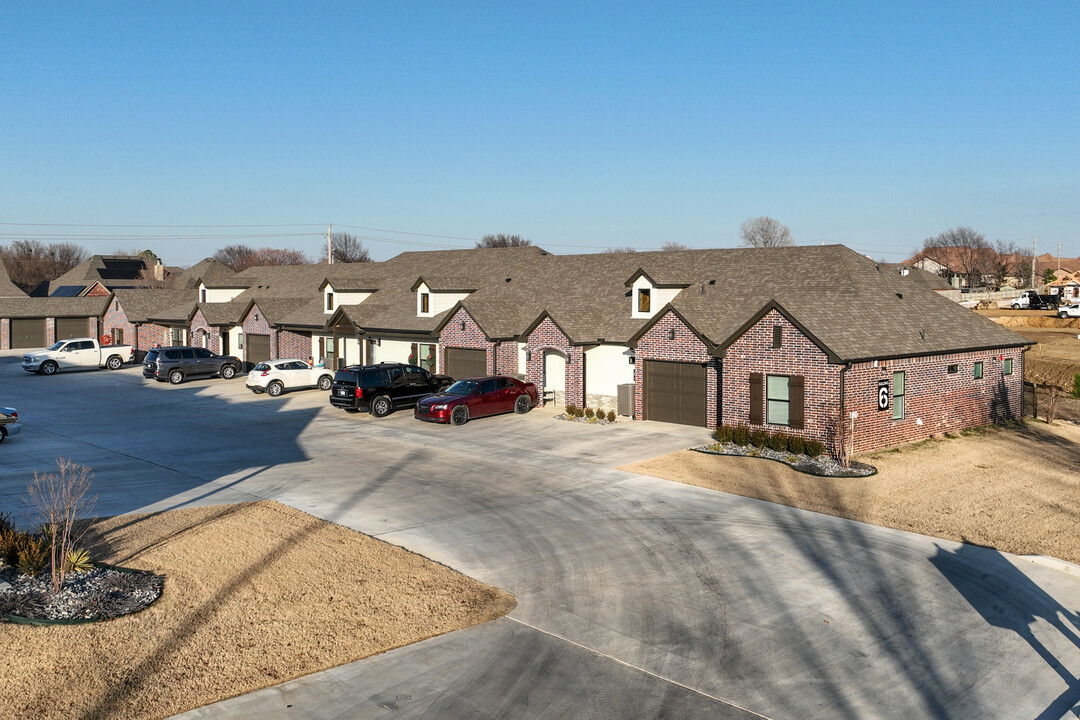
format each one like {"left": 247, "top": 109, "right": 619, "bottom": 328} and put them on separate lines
{"left": 0, "top": 564, "right": 162, "bottom": 624}
{"left": 695, "top": 442, "right": 876, "bottom": 477}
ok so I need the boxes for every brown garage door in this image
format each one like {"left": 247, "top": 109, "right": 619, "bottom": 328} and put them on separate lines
{"left": 644, "top": 360, "right": 707, "bottom": 426}
{"left": 444, "top": 347, "right": 487, "bottom": 380}
{"left": 246, "top": 334, "right": 271, "bottom": 365}
{"left": 55, "top": 317, "right": 89, "bottom": 341}
{"left": 10, "top": 318, "right": 46, "bottom": 349}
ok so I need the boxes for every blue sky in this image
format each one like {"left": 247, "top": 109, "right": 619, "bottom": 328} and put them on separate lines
{"left": 2, "top": 2, "right": 1077, "bottom": 265}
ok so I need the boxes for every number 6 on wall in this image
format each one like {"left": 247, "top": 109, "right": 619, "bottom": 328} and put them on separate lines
{"left": 877, "top": 379, "right": 890, "bottom": 411}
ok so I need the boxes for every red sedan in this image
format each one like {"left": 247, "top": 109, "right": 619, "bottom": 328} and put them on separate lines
{"left": 414, "top": 376, "right": 538, "bottom": 425}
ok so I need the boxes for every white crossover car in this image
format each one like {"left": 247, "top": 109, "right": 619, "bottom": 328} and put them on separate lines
{"left": 246, "top": 359, "right": 334, "bottom": 397}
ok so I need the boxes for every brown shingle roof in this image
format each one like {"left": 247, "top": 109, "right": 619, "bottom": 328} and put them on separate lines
{"left": 0, "top": 296, "right": 110, "bottom": 318}
{"left": 0, "top": 259, "right": 28, "bottom": 298}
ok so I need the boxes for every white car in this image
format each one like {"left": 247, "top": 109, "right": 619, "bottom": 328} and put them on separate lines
{"left": 1057, "top": 302, "right": 1080, "bottom": 319}
{"left": 246, "top": 359, "right": 334, "bottom": 397}
{"left": 1, "top": 406, "right": 22, "bottom": 443}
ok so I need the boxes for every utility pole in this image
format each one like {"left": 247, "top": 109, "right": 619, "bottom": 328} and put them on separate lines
{"left": 327, "top": 224, "right": 333, "bottom": 265}
{"left": 1031, "top": 235, "right": 1037, "bottom": 288}
{"left": 1058, "top": 242, "right": 1062, "bottom": 270}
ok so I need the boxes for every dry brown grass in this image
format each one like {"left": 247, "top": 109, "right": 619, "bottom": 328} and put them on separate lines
{"left": 0, "top": 501, "right": 515, "bottom": 720}
{"left": 620, "top": 420, "right": 1080, "bottom": 564}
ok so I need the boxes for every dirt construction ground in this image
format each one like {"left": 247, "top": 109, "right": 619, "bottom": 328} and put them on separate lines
{"left": 622, "top": 418, "right": 1080, "bottom": 566}
{"left": 0, "top": 502, "right": 515, "bottom": 720}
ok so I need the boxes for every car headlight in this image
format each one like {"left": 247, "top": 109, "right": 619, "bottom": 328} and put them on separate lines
{"left": 431, "top": 403, "right": 447, "bottom": 411}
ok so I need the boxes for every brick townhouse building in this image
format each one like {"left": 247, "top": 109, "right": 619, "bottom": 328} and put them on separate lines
{"left": 2, "top": 244, "right": 1030, "bottom": 454}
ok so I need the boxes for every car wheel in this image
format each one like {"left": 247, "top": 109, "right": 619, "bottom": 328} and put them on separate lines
{"left": 0, "top": 427, "right": 6, "bottom": 443}
{"left": 106, "top": 355, "right": 123, "bottom": 370}
{"left": 267, "top": 381, "right": 284, "bottom": 397}
{"left": 371, "top": 395, "right": 392, "bottom": 417}
{"left": 514, "top": 394, "right": 531, "bottom": 414}
{"left": 168, "top": 370, "right": 184, "bottom": 385}
{"left": 221, "top": 365, "right": 237, "bottom": 379}
{"left": 450, "top": 405, "right": 469, "bottom": 426}
{"left": 41, "top": 361, "right": 58, "bottom": 376}
{"left": 1012, "top": 304, "right": 1020, "bottom": 309}
{"left": 317, "top": 375, "right": 332, "bottom": 391}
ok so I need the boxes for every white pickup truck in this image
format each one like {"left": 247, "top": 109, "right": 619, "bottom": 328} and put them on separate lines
{"left": 22, "top": 337, "right": 135, "bottom": 375}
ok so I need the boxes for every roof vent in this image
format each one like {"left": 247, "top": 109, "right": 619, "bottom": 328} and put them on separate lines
{"left": 708, "top": 279, "right": 716, "bottom": 285}
{"left": 505, "top": 277, "right": 512, "bottom": 282}
{"left": 896, "top": 293, "right": 903, "bottom": 299}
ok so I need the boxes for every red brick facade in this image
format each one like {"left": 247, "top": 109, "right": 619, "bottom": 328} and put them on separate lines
{"left": 101, "top": 298, "right": 171, "bottom": 351}
{"left": 842, "top": 348, "right": 1023, "bottom": 453}
{"left": 242, "top": 304, "right": 272, "bottom": 363}
{"left": 189, "top": 310, "right": 221, "bottom": 353}
{"left": 722, "top": 310, "right": 841, "bottom": 449}
{"left": 633, "top": 312, "right": 720, "bottom": 425}
{"left": 494, "top": 341, "right": 519, "bottom": 376}
{"left": 525, "top": 317, "right": 583, "bottom": 407}
{"left": 277, "top": 329, "right": 312, "bottom": 361}
{"left": 438, "top": 307, "right": 495, "bottom": 375}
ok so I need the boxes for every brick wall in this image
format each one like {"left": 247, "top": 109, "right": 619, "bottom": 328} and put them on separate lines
{"left": 189, "top": 310, "right": 222, "bottom": 353}
{"left": 495, "top": 341, "right": 518, "bottom": 375}
{"left": 242, "top": 304, "right": 272, "bottom": 363}
{"left": 721, "top": 310, "right": 841, "bottom": 450}
{"left": 524, "top": 317, "right": 583, "bottom": 407}
{"left": 633, "top": 311, "right": 720, "bottom": 425}
{"left": 45, "top": 319, "right": 55, "bottom": 345}
{"left": 0, "top": 318, "right": 7, "bottom": 349}
{"left": 437, "top": 307, "right": 495, "bottom": 374}
{"left": 843, "top": 347, "right": 1024, "bottom": 453}
{"left": 277, "top": 329, "right": 312, "bottom": 361}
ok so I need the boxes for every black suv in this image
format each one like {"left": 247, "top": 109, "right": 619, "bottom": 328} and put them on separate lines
{"left": 330, "top": 362, "right": 452, "bottom": 416}
{"left": 143, "top": 346, "right": 242, "bottom": 384}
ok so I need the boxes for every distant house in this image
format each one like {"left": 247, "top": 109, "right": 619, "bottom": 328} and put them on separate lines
{"left": 0, "top": 260, "right": 28, "bottom": 299}
{"left": 32, "top": 255, "right": 165, "bottom": 297}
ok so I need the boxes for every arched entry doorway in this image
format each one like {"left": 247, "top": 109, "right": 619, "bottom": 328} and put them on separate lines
{"left": 543, "top": 350, "right": 566, "bottom": 406}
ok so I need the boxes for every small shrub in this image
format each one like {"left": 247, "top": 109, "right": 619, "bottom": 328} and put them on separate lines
{"left": 750, "top": 428, "right": 769, "bottom": 448}
{"left": 805, "top": 439, "right": 825, "bottom": 458}
{"left": 789, "top": 435, "right": 805, "bottom": 455}
{"left": 587, "top": 416, "right": 598, "bottom": 424}
{"left": 584, "top": 407, "right": 595, "bottom": 419}
{"left": 768, "top": 431, "right": 789, "bottom": 452}
{"left": 712, "top": 425, "right": 733, "bottom": 443}
{"left": 565, "top": 405, "right": 577, "bottom": 417}
{"left": 1072, "top": 373, "right": 1080, "bottom": 399}
{"left": 732, "top": 424, "right": 751, "bottom": 446}
{"left": 65, "top": 547, "right": 93, "bottom": 574}
{"left": 606, "top": 409, "right": 616, "bottom": 422}
{"left": 16, "top": 535, "right": 49, "bottom": 576}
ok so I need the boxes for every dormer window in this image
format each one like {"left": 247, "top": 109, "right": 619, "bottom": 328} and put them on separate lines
{"left": 421, "top": 292, "right": 429, "bottom": 314}
{"left": 638, "top": 289, "right": 651, "bottom": 313}
{"left": 326, "top": 292, "right": 334, "bottom": 311}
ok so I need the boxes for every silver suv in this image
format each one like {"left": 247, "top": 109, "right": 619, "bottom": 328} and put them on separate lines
{"left": 143, "top": 346, "right": 241, "bottom": 385}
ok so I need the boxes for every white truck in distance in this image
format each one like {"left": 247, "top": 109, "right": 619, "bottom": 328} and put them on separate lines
{"left": 22, "top": 338, "right": 134, "bottom": 375}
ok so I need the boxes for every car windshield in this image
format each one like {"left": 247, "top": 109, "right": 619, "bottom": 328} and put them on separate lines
{"left": 444, "top": 380, "right": 477, "bottom": 395}
{"left": 253, "top": 363, "right": 270, "bottom": 371}
{"left": 47, "top": 341, "right": 66, "bottom": 351}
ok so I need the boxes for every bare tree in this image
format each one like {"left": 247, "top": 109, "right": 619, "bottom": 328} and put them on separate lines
{"left": 329, "top": 233, "right": 371, "bottom": 263}
{"left": 476, "top": 234, "right": 531, "bottom": 248}
{"left": 252, "top": 247, "right": 309, "bottom": 266}
{"left": 0, "top": 239, "right": 91, "bottom": 294}
{"left": 603, "top": 247, "right": 638, "bottom": 253}
{"left": 660, "top": 241, "right": 691, "bottom": 251}
{"left": 26, "top": 458, "right": 96, "bottom": 592}
{"left": 213, "top": 244, "right": 259, "bottom": 272}
{"left": 739, "top": 217, "right": 794, "bottom": 248}
{"left": 921, "top": 226, "right": 994, "bottom": 288}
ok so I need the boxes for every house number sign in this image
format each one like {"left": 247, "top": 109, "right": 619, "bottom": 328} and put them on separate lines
{"left": 877, "top": 379, "right": 890, "bottom": 411}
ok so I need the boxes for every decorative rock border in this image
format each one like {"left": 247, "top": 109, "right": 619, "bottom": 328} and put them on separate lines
{"left": 1, "top": 563, "right": 164, "bottom": 626}
{"left": 694, "top": 443, "right": 876, "bottom": 478}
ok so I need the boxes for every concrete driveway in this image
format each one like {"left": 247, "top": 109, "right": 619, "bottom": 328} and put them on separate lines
{"left": 2, "top": 350, "right": 1079, "bottom": 720}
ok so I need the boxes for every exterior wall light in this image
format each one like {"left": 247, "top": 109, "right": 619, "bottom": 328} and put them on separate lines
{"left": 460, "top": 321, "right": 466, "bottom": 331}
{"left": 525, "top": 350, "right": 532, "bottom": 362}
{"left": 668, "top": 328, "right": 676, "bottom": 340}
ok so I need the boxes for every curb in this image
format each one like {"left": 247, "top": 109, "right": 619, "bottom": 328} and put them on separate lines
{"left": 1019, "top": 554, "right": 1080, "bottom": 578}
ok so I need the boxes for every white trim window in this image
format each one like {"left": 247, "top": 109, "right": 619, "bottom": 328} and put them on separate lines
{"left": 766, "top": 375, "right": 790, "bottom": 426}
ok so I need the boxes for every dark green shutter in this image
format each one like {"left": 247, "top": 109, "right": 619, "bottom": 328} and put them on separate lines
{"left": 749, "top": 373, "right": 763, "bottom": 425}
{"left": 789, "top": 375, "right": 805, "bottom": 429}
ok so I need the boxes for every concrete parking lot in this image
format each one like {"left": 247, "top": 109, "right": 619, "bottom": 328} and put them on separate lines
{"left": 2, "top": 350, "right": 1080, "bottom": 720}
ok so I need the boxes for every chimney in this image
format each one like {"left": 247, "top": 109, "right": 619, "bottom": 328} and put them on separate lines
{"left": 153, "top": 260, "right": 164, "bottom": 282}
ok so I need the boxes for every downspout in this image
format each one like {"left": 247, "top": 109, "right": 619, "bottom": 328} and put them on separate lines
{"left": 1021, "top": 344, "right": 1031, "bottom": 418}
{"left": 839, "top": 362, "right": 850, "bottom": 458}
